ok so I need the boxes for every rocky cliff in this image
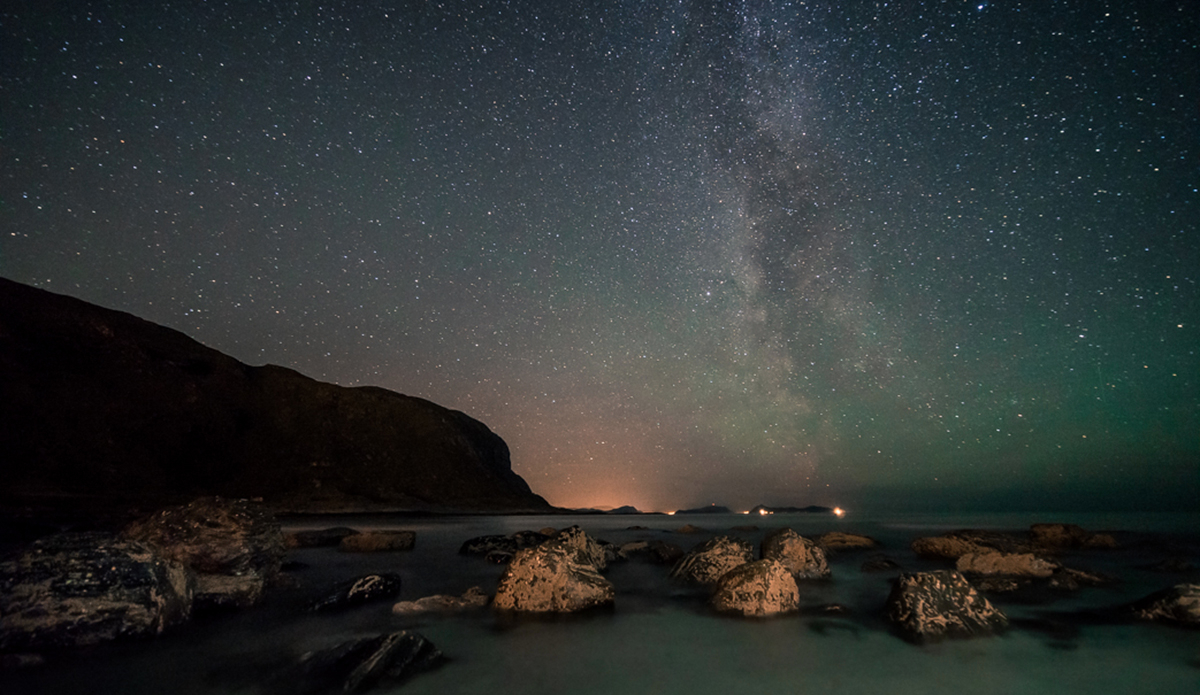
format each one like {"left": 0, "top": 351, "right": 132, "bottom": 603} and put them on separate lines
{"left": 0, "top": 277, "right": 551, "bottom": 519}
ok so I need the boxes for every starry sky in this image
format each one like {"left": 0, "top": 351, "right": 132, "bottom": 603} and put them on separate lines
{"left": 2, "top": 1, "right": 1197, "bottom": 512}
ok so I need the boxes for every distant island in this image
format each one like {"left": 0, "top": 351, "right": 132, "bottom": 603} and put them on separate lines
{"left": 0, "top": 277, "right": 552, "bottom": 521}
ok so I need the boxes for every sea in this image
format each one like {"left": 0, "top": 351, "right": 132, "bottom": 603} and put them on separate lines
{"left": 4, "top": 511, "right": 1198, "bottom": 694}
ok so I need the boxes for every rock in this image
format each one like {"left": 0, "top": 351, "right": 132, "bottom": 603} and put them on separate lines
{"left": 339, "top": 531, "right": 415, "bottom": 553}
{"left": 289, "top": 631, "right": 443, "bottom": 694}
{"left": 1128, "top": 583, "right": 1200, "bottom": 626}
{"left": 761, "top": 528, "right": 831, "bottom": 579}
{"left": 669, "top": 536, "right": 754, "bottom": 586}
{"left": 1048, "top": 567, "right": 1115, "bottom": 592}
{"left": 492, "top": 540, "right": 615, "bottom": 613}
{"left": 884, "top": 570, "right": 1009, "bottom": 641}
{"left": 549, "top": 526, "right": 610, "bottom": 570}
{"left": 1141, "top": 558, "right": 1196, "bottom": 573}
{"left": 674, "top": 524, "right": 706, "bottom": 534}
{"left": 971, "top": 577, "right": 1027, "bottom": 594}
{"left": 861, "top": 556, "right": 902, "bottom": 573}
{"left": 1027, "top": 523, "right": 1118, "bottom": 550}
{"left": 0, "top": 532, "right": 193, "bottom": 650}
{"left": 710, "top": 559, "right": 800, "bottom": 617}
{"left": 285, "top": 527, "right": 360, "bottom": 548}
{"left": 910, "top": 536, "right": 987, "bottom": 560}
{"left": 392, "top": 586, "right": 489, "bottom": 615}
{"left": 538, "top": 527, "right": 558, "bottom": 537}
{"left": 1082, "top": 533, "right": 1119, "bottom": 549}
{"left": 310, "top": 573, "right": 403, "bottom": 612}
{"left": 458, "top": 530, "right": 551, "bottom": 557}
{"left": 122, "top": 497, "right": 284, "bottom": 609}
{"left": 484, "top": 550, "right": 514, "bottom": 565}
{"left": 815, "top": 531, "right": 878, "bottom": 551}
{"left": 956, "top": 551, "right": 1059, "bottom": 578}
{"left": 620, "top": 540, "right": 684, "bottom": 564}
{"left": 0, "top": 277, "right": 552, "bottom": 516}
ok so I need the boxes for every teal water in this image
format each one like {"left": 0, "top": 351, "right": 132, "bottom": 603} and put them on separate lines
{"left": 4, "top": 512, "right": 1198, "bottom": 694}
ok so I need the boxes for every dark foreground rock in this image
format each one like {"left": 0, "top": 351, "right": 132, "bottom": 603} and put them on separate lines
{"left": 393, "top": 587, "right": 489, "bottom": 615}
{"left": 710, "top": 559, "right": 800, "bottom": 617}
{"left": 492, "top": 529, "right": 615, "bottom": 613}
{"left": 885, "top": 570, "right": 1009, "bottom": 642}
{"left": 122, "top": 497, "right": 285, "bottom": 609}
{"left": 1128, "top": 583, "right": 1200, "bottom": 626}
{"left": 761, "top": 528, "right": 830, "bottom": 579}
{"left": 284, "top": 631, "right": 443, "bottom": 694}
{"left": 669, "top": 536, "right": 754, "bottom": 587}
{"left": 310, "top": 574, "right": 404, "bottom": 612}
{"left": 0, "top": 532, "right": 193, "bottom": 650}
{"left": 458, "top": 530, "right": 552, "bottom": 558}
{"left": 0, "top": 277, "right": 551, "bottom": 515}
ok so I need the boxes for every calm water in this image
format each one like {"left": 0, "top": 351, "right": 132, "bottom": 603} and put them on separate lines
{"left": 4, "top": 511, "right": 1199, "bottom": 694}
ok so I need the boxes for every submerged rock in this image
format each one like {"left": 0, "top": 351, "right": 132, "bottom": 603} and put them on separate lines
{"left": 910, "top": 536, "right": 988, "bottom": 561}
{"left": 288, "top": 631, "right": 443, "bottom": 694}
{"left": 492, "top": 529, "right": 615, "bottom": 613}
{"left": 1128, "top": 583, "right": 1200, "bottom": 626}
{"left": 285, "top": 527, "right": 360, "bottom": 548}
{"left": 710, "top": 559, "right": 800, "bottom": 617}
{"left": 815, "top": 532, "right": 879, "bottom": 551}
{"left": 122, "top": 497, "right": 285, "bottom": 609}
{"left": 620, "top": 540, "right": 685, "bottom": 565}
{"left": 393, "top": 586, "right": 489, "bottom": 615}
{"left": 0, "top": 532, "right": 193, "bottom": 650}
{"left": 458, "top": 530, "right": 551, "bottom": 557}
{"left": 669, "top": 536, "right": 754, "bottom": 587}
{"left": 310, "top": 573, "right": 403, "bottom": 612}
{"left": 884, "top": 570, "right": 1008, "bottom": 642}
{"left": 861, "top": 556, "right": 902, "bottom": 573}
{"left": 956, "top": 551, "right": 1059, "bottom": 578}
{"left": 761, "top": 528, "right": 830, "bottom": 579}
{"left": 1029, "top": 523, "right": 1118, "bottom": 550}
{"left": 338, "top": 531, "right": 415, "bottom": 553}
{"left": 550, "top": 526, "right": 611, "bottom": 570}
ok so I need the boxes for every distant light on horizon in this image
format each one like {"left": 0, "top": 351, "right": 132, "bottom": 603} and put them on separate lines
{"left": 833, "top": 507, "right": 846, "bottom": 518}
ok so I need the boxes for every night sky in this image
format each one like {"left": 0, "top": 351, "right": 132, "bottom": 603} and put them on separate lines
{"left": 3, "top": 1, "right": 1197, "bottom": 512}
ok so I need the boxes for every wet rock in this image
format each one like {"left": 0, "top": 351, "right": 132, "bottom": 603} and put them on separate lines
{"left": 484, "top": 550, "right": 514, "bottom": 564}
{"left": 861, "top": 556, "right": 902, "bottom": 573}
{"left": 0, "top": 532, "right": 193, "bottom": 650}
{"left": 285, "top": 527, "right": 360, "bottom": 548}
{"left": 549, "top": 526, "right": 610, "bottom": 570}
{"left": 761, "top": 528, "right": 831, "bottom": 579}
{"left": 669, "top": 536, "right": 754, "bottom": 586}
{"left": 1029, "top": 523, "right": 1117, "bottom": 550}
{"left": 492, "top": 536, "right": 615, "bottom": 613}
{"left": 1128, "top": 583, "right": 1200, "bottom": 626}
{"left": 458, "top": 530, "right": 551, "bottom": 557}
{"left": 884, "top": 570, "right": 1009, "bottom": 642}
{"left": 122, "top": 497, "right": 284, "bottom": 609}
{"left": 710, "top": 559, "right": 800, "bottom": 617}
{"left": 956, "top": 551, "right": 1059, "bottom": 578}
{"left": 310, "top": 573, "right": 403, "bottom": 612}
{"left": 338, "top": 531, "right": 415, "bottom": 553}
{"left": 971, "top": 577, "right": 1027, "bottom": 594}
{"left": 393, "top": 586, "right": 489, "bottom": 615}
{"left": 620, "top": 540, "right": 685, "bottom": 565}
{"left": 288, "top": 631, "right": 443, "bottom": 694}
{"left": 815, "top": 532, "right": 879, "bottom": 551}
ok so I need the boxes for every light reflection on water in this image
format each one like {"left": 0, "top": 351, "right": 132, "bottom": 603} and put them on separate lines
{"left": 3, "top": 512, "right": 1198, "bottom": 695}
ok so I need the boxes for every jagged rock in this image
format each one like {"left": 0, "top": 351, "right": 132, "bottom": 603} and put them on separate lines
{"left": 458, "top": 530, "right": 551, "bottom": 557}
{"left": 861, "top": 556, "right": 902, "bottom": 573}
{"left": 549, "top": 526, "right": 610, "bottom": 570}
{"left": 761, "top": 528, "right": 831, "bottom": 579}
{"left": 885, "top": 570, "right": 1009, "bottom": 641}
{"left": 710, "top": 559, "right": 800, "bottom": 617}
{"left": 956, "top": 551, "right": 1059, "bottom": 578}
{"left": 1128, "top": 583, "right": 1200, "bottom": 626}
{"left": 815, "top": 532, "right": 879, "bottom": 551}
{"left": 339, "top": 531, "right": 415, "bottom": 553}
{"left": 122, "top": 497, "right": 284, "bottom": 609}
{"left": 310, "top": 574, "right": 403, "bottom": 612}
{"left": 285, "top": 527, "right": 360, "bottom": 548}
{"left": 492, "top": 536, "right": 615, "bottom": 613}
{"left": 392, "top": 586, "right": 489, "bottom": 615}
{"left": 0, "top": 277, "right": 551, "bottom": 516}
{"left": 0, "top": 532, "right": 193, "bottom": 650}
{"left": 669, "top": 536, "right": 754, "bottom": 586}
{"left": 288, "top": 631, "right": 443, "bottom": 694}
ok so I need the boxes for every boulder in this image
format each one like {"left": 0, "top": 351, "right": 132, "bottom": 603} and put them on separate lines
{"left": 669, "top": 536, "right": 754, "bottom": 586}
{"left": 122, "top": 497, "right": 285, "bottom": 609}
{"left": 492, "top": 540, "right": 615, "bottom": 613}
{"left": 955, "top": 551, "right": 1059, "bottom": 578}
{"left": 288, "top": 631, "right": 443, "bottom": 694}
{"left": 549, "top": 526, "right": 610, "bottom": 570}
{"left": 0, "top": 532, "right": 193, "bottom": 650}
{"left": 1128, "top": 583, "right": 1200, "bottom": 626}
{"left": 310, "top": 573, "right": 403, "bottom": 612}
{"left": 338, "top": 531, "right": 415, "bottom": 553}
{"left": 815, "top": 532, "right": 878, "bottom": 551}
{"left": 761, "top": 528, "right": 830, "bottom": 579}
{"left": 285, "top": 527, "right": 360, "bottom": 548}
{"left": 884, "top": 570, "right": 1008, "bottom": 642}
{"left": 710, "top": 559, "right": 800, "bottom": 617}
{"left": 910, "top": 536, "right": 987, "bottom": 560}
{"left": 392, "top": 586, "right": 489, "bottom": 615}
{"left": 458, "top": 530, "right": 551, "bottom": 557}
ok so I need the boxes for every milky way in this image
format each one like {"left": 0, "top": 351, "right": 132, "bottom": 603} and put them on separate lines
{"left": 2, "top": 1, "right": 1196, "bottom": 511}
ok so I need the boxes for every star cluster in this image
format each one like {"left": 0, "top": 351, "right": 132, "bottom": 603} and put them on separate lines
{"left": 2, "top": 1, "right": 1196, "bottom": 511}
